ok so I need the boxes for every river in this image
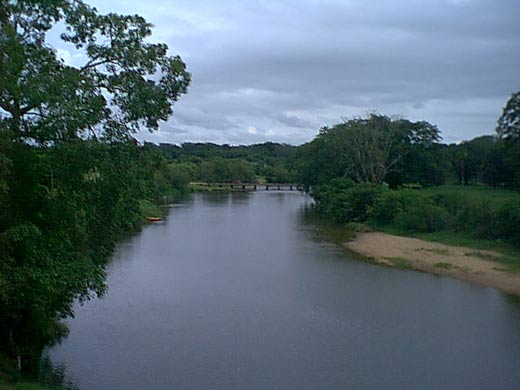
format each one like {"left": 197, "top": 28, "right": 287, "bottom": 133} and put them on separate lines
{"left": 50, "top": 191, "right": 520, "bottom": 389}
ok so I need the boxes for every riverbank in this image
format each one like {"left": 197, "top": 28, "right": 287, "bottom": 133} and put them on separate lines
{"left": 345, "top": 231, "right": 520, "bottom": 296}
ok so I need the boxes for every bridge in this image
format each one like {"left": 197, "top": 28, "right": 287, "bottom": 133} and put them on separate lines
{"left": 190, "top": 182, "right": 304, "bottom": 191}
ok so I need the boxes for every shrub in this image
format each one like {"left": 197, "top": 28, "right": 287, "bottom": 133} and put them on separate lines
{"left": 393, "top": 196, "right": 450, "bottom": 232}
{"left": 495, "top": 203, "right": 520, "bottom": 246}
{"left": 370, "top": 190, "right": 420, "bottom": 225}
{"left": 312, "top": 180, "right": 383, "bottom": 222}
{"left": 341, "top": 184, "right": 384, "bottom": 222}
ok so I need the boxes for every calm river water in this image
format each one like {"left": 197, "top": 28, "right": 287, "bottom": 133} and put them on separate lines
{"left": 50, "top": 192, "right": 520, "bottom": 389}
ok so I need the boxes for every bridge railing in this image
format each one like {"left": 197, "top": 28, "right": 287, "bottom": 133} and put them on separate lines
{"left": 189, "top": 182, "right": 304, "bottom": 191}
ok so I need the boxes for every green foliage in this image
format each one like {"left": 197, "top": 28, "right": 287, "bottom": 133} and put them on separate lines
{"left": 371, "top": 190, "right": 450, "bottom": 232}
{"left": 312, "top": 179, "right": 383, "bottom": 222}
{"left": 197, "top": 158, "right": 256, "bottom": 183}
{"left": 370, "top": 185, "right": 520, "bottom": 245}
{"left": 0, "top": 0, "right": 193, "bottom": 377}
{"left": 138, "top": 200, "right": 163, "bottom": 219}
{"left": 292, "top": 114, "right": 441, "bottom": 187}
{"left": 386, "top": 143, "right": 450, "bottom": 187}
{"left": 386, "top": 257, "right": 413, "bottom": 269}
{"left": 496, "top": 91, "right": 520, "bottom": 142}
{"left": 434, "top": 262, "right": 453, "bottom": 269}
{"left": 495, "top": 203, "right": 520, "bottom": 247}
{"left": 0, "top": 0, "right": 190, "bottom": 143}
{"left": 311, "top": 178, "right": 520, "bottom": 249}
{"left": 293, "top": 108, "right": 520, "bottom": 189}
{"left": 143, "top": 142, "right": 297, "bottom": 184}
{"left": 0, "top": 352, "right": 75, "bottom": 390}
{"left": 0, "top": 140, "right": 187, "bottom": 373}
{"left": 394, "top": 201, "right": 450, "bottom": 233}
{"left": 447, "top": 136, "right": 514, "bottom": 186}
{"left": 290, "top": 138, "right": 345, "bottom": 187}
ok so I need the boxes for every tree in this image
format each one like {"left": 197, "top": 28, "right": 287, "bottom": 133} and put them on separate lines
{"left": 497, "top": 92, "right": 520, "bottom": 142}
{"left": 316, "top": 115, "right": 441, "bottom": 185}
{"left": 496, "top": 92, "right": 520, "bottom": 187}
{"left": 0, "top": 1, "right": 190, "bottom": 373}
{"left": 0, "top": 0, "right": 190, "bottom": 143}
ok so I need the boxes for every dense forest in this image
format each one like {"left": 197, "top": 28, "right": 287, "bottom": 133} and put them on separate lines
{"left": 0, "top": 0, "right": 193, "bottom": 379}
{"left": 293, "top": 107, "right": 520, "bottom": 250}
{"left": 149, "top": 141, "right": 297, "bottom": 184}
{"left": 1, "top": 0, "right": 520, "bottom": 386}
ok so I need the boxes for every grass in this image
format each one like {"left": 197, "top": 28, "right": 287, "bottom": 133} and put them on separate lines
{"left": 385, "top": 256, "right": 413, "bottom": 269}
{"left": 417, "top": 231, "right": 520, "bottom": 272}
{"left": 0, "top": 382, "right": 50, "bottom": 390}
{"left": 376, "top": 226, "right": 520, "bottom": 272}
{"left": 464, "top": 251, "right": 497, "bottom": 260}
{"left": 316, "top": 223, "right": 357, "bottom": 246}
{"left": 420, "top": 184, "right": 520, "bottom": 203}
{"left": 138, "top": 199, "right": 164, "bottom": 219}
{"left": 434, "top": 262, "right": 453, "bottom": 269}
{"left": 421, "top": 248, "right": 451, "bottom": 256}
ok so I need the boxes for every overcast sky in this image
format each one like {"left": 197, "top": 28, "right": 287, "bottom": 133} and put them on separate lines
{"left": 64, "top": 0, "right": 520, "bottom": 145}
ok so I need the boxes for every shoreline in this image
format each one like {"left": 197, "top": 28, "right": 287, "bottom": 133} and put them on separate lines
{"left": 344, "top": 232, "right": 520, "bottom": 296}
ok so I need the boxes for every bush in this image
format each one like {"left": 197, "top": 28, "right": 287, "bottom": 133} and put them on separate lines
{"left": 370, "top": 190, "right": 421, "bottom": 225}
{"left": 495, "top": 203, "right": 520, "bottom": 246}
{"left": 311, "top": 180, "right": 382, "bottom": 222}
{"left": 340, "top": 184, "right": 383, "bottom": 222}
{"left": 394, "top": 202, "right": 450, "bottom": 232}
{"left": 138, "top": 200, "right": 164, "bottom": 219}
{"left": 314, "top": 183, "right": 520, "bottom": 248}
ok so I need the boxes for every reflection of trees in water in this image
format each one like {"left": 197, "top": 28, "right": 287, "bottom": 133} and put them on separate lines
{"left": 199, "top": 192, "right": 231, "bottom": 206}
{"left": 39, "top": 355, "right": 79, "bottom": 390}
{"left": 229, "top": 191, "right": 252, "bottom": 205}
{"left": 296, "top": 204, "right": 357, "bottom": 251}
{"left": 197, "top": 190, "right": 255, "bottom": 207}
{"left": 297, "top": 201, "right": 322, "bottom": 226}
{"left": 506, "top": 294, "right": 520, "bottom": 311}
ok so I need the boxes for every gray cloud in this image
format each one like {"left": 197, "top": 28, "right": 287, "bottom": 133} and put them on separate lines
{"left": 84, "top": 0, "right": 520, "bottom": 145}
{"left": 273, "top": 113, "right": 315, "bottom": 129}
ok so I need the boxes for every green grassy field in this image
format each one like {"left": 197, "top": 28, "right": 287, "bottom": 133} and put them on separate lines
{"left": 420, "top": 184, "right": 520, "bottom": 203}
{"left": 372, "top": 185, "right": 520, "bottom": 271}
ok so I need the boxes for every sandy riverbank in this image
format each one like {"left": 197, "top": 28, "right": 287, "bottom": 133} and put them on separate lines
{"left": 345, "top": 232, "right": 520, "bottom": 296}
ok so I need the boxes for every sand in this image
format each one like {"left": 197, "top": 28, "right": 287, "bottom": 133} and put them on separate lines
{"left": 345, "top": 232, "right": 520, "bottom": 296}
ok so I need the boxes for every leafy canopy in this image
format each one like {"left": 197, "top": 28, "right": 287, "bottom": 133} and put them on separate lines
{"left": 0, "top": 0, "right": 191, "bottom": 143}
{"left": 497, "top": 91, "right": 520, "bottom": 142}
{"left": 314, "top": 114, "right": 441, "bottom": 185}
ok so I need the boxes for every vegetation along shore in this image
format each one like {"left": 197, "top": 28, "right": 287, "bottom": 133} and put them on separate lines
{"left": 1, "top": 0, "right": 520, "bottom": 387}
{"left": 346, "top": 231, "right": 520, "bottom": 296}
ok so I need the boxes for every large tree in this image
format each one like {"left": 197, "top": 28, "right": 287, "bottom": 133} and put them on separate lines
{"left": 496, "top": 92, "right": 520, "bottom": 186}
{"left": 316, "top": 115, "right": 441, "bottom": 185}
{"left": 0, "top": 0, "right": 190, "bottom": 143}
{"left": 0, "top": 0, "right": 190, "bottom": 373}
{"left": 496, "top": 91, "right": 520, "bottom": 142}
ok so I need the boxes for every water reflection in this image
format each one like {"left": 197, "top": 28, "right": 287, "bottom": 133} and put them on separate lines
{"left": 50, "top": 192, "right": 520, "bottom": 390}
{"left": 39, "top": 355, "right": 79, "bottom": 390}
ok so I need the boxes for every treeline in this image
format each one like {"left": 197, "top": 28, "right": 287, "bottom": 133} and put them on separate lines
{"left": 0, "top": 0, "right": 193, "bottom": 379}
{"left": 295, "top": 96, "right": 520, "bottom": 249}
{"left": 0, "top": 136, "right": 296, "bottom": 376}
{"left": 0, "top": 139, "right": 190, "bottom": 374}
{"left": 145, "top": 142, "right": 297, "bottom": 183}
{"left": 291, "top": 114, "right": 520, "bottom": 189}
{"left": 312, "top": 180, "right": 520, "bottom": 248}
{"left": 2, "top": 0, "right": 519, "bottom": 382}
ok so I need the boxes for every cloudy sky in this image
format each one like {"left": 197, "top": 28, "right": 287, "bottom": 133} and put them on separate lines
{"left": 64, "top": 0, "right": 520, "bottom": 145}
